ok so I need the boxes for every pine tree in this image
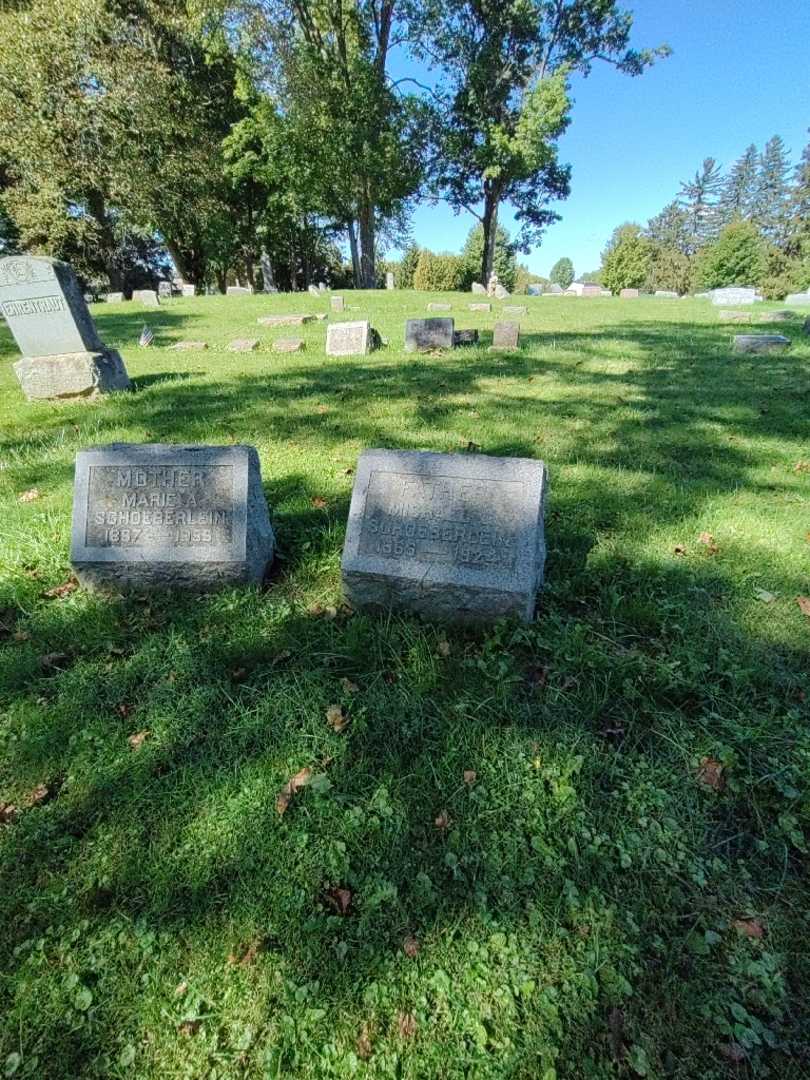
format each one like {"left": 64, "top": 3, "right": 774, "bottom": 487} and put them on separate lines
{"left": 755, "top": 135, "right": 792, "bottom": 247}
{"left": 645, "top": 201, "right": 691, "bottom": 254}
{"left": 787, "top": 132, "right": 810, "bottom": 256}
{"left": 719, "top": 144, "right": 759, "bottom": 224}
{"left": 677, "top": 158, "right": 723, "bottom": 253}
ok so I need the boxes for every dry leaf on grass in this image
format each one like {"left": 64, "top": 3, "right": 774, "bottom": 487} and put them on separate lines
{"left": 42, "top": 578, "right": 79, "bottom": 600}
{"left": 434, "top": 810, "right": 451, "bottom": 831}
{"left": 275, "top": 767, "right": 312, "bottom": 814}
{"left": 673, "top": 544, "right": 686, "bottom": 556}
{"left": 463, "top": 770, "right": 477, "bottom": 785}
{"left": 733, "top": 917, "right": 764, "bottom": 939}
{"left": 26, "top": 783, "right": 50, "bottom": 807}
{"left": 178, "top": 1020, "right": 201, "bottom": 1036}
{"left": 698, "top": 532, "right": 719, "bottom": 555}
{"left": 0, "top": 803, "right": 18, "bottom": 826}
{"left": 397, "top": 1012, "right": 417, "bottom": 1039}
{"left": 311, "top": 496, "right": 328, "bottom": 509}
{"left": 18, "top": 488, "right": 41, "bottom": 502}
{"left": 326, "top": 886, "right": 352, "bottom": 915}
{"left": 796, "top": 596, "right": 810, "bottom": 617}
{"left": 228, "top": 939, "right": 262, "bottom": 966}
{"left": 326, "top": 704, "right": 347, "bottom": 732}
{"left": 356, "top": 1023, "right": 373, "bottom": 1060}
{"left": 794, "top": 461, "right": 810, "bottom": 472}
{"left": 128, "top": 730, "right": 150, "bottom": 750}
{"left": 341, "top": 677, "right": 359, "bottom": 694}
{"left": 436, "top": 638, "right": 451, "bottom": 658}
{"left": 697, "top": 757, "right": 725, "bottom": 791}
{"left": 174, "top": 981, "right": 188, "bottom": 997}
{"left": 403, "top": 936, "right": 420, "bottom": 958}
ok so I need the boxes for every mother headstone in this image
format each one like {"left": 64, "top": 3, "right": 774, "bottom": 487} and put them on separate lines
{"left": 1, "top": 256, "right": 131, "bottom": 400}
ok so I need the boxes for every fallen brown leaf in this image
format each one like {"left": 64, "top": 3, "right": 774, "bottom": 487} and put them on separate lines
{"left": 311, "top": 496, "right": 328, "bottom": 509}
{"left": 403, "top": 936, "right": 420, "bottom": 958}
{"left": 674, "top": 544, "right": 686, "bottom": 556}
{"left": 128, "top": 730, "right": 150, "bottom": 750}
{"left": 117, "top": 702, "right": 134, "bottom": 718}
{"left": 434, "top": 810, "right": 451, "bottom": 831}
{"left": 397, "top": 1012, "right": 417, "bottom": 1039}
{"left": 13, "top": 630, "right": 30, "bottom": 642}
{"left": 0, "top": 803, "right": 18, "bottom": 826}
{"left": 436, "top": 638, "right": 451, "bottom": 658}
{"left": 463, "top": 770, "right": 477, "bottom": 785}
{"left": 326, "top": 704, "right": 347, "bottom": 732}
{"left": 42, "top": 578, "right": 79, "bottom": 600}
{"left": 228, "top": 939, "right": 262, "bottom": 966}
{"left": 356, "top": 1023, "right": 373, "bottom": 1060}
{"left": 326, "top": 886, "right": 352, "bottom": 915}
{"left": 733, "top": 917, "right": 764, "bottom": 939}
{"left": 316, "top": 405, "right": 329, "bottom": 414}
{"left": 697, "top": 756, "right": 725, "bottom": 791}
{"left": 341, "top": 677, "right": 359, "bottom": 694}
{"left": 275, "top": 767, "right": 312, "bottom": 814}
{"left": 796, "top": 596, "right": 810, "bottom": 617}
{"left": 178, "top": 1020, "right": 201, "bottom": 1036}
{"left": 794, "top": 461, "right": 810, "bottom": 472}
{"left": 18, "top": 488, "right": 41, "bottom": 503}
{"left": 698, "top": 532, "right": 719, "bottom": 555}
{"left": 174, "top": 981, "right": 189, "bottom": 997}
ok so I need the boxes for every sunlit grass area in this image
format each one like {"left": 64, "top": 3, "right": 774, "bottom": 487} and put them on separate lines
{"left": 1, "top": 291, "right": 809, "bottom": 1079}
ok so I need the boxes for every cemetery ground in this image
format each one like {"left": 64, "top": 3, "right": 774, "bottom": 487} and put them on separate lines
{"left": 0, "top": 290, "right": 809, "bottom": 1080}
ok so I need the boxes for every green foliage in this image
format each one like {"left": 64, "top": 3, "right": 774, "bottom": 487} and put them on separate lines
{"left": 646, "top": 245, "right": 693, "bottom": 296}
{"left": 396, "top": 244, "right": 421, "bottom": 289}
{"left": 459, "top": 225, "right": 516, "bottom": 290}
{"left": 549, "top": 257, "right": 575, "bottom": 289}
{"left": 678, "top": 157, "right": 724, "bottom": 253}
{"left": 514, "top": 264, "right": 547, "bottom": 294}
{"left": 579, "top": 269, "right": 603, "bottom": 285}
{"left": 602, "top": 234, "right": 654, "bottom": 293}
{"left": 694, "top": 220, "right": 767, "bottom": 290}
{"left": 755, "top": 135, "right": 792, "bottom": 247}
{"left": 413, "top": 249, "right": 464, "bottom": 291}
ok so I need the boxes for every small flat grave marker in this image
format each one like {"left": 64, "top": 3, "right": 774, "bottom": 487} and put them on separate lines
{"left": 227, "top": 285, "right": 253, "bottom": 296}
{"left": 258, "top": 314, "right": 313, "bottom": 327}
{"left": 227, "top": 338, "right": 259, "bottom": 352}
{"left": 308, "top": 284, "right": 320, "bottom": 297}
{"left": 427, "top": 302, "right": 452, "bottom": 312}
{"left": 655, "top": 290, "right": 678, "bottom": 298}
{"left": 326, "top": 320, "right": 371, "bottom": 357}
{"left": 732, "top": 334, "right": 790, "bottom": 354}
{"left": 405, "top": 318, "right": 454, "bottom": 352}
{"left": 502, "top": 305, "right": 527, "bottom": 316}
{"left": 719, "top": 310, "right": 751, "bottom": 322}
{"left": 341, "top": 449, "right": 548, "bottom": 623}
{"left": 273, "top": 338, "right": 305, "bottom": 353}
{"left": 71, "top": 443, "right": 275, "bottom": 591}
{"left": 711, "top": 287, "right": 758, "bottom": 306}
{"left": 169, "top": 340, "right": 208, "bottom": 351}
{"left": 453, "top": 329, "right": 479, "bottom": 346}
{"left": 469, "top": 302, "right": 491, "bottom": 312}
{"left": 784, "top": 291, "right": 810, "bottom": 305}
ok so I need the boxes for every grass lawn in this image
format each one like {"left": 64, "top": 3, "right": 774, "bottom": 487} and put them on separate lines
{"left": 1, "top": 290, "right": 809, "bottom": 1079}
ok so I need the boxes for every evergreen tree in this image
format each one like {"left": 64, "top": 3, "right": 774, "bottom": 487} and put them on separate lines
{"left": 786, "top": 131, "right": 810, "bottom": 257}
{"left": 549, "top": 257, "right": 574, "bottom": 288}
{"left": 645, "top": 201, "right": 691, "bottom": 254}
{"left": 601, "top": 233, "right": 652, "bottom": 293}
{"left": 755, "top": 135, "right": 792, "bottom": 247}
{"left": 459, "top": 224, "right": 516, "bottom": 290}
{"left": 677, "top": 158, "right": 723, "bottom": 253}
{"left": 719, "top": 144, "right": 759, "bottom": 224}
{"left": 396, "top": 244, "right": 421, "bottom": 289}
{"left": 693, "top": 220, "right": 766, "bottom": 290}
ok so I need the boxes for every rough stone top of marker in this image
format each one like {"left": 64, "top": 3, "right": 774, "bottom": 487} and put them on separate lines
{"left": 341, "top": 448, "right": 548, "bottom": 624}
{"left": 70, "top": 443, "right": 274, "bottom": 591}
{"left": 0, "top": 255, "right": 104, "bottom": 357}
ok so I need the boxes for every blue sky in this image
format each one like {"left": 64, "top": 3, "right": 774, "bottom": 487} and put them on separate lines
{"left": 391, "top": 0, "right": 809, "bottom": 278}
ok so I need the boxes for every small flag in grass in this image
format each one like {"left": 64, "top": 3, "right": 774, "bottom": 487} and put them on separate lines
{"left": 138, "top": 324, "right": 154, "bottom": 348}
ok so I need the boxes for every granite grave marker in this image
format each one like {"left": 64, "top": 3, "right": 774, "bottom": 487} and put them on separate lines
{"left": 326, "top": 320, "right": 372, "bottom": 357}
{"left": 404, "top": 318, "right": 454, "bottom": 352}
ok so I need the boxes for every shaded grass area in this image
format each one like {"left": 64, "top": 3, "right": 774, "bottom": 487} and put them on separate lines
{"left": 0, "top": 292, "right": 809, "bottom": 1079}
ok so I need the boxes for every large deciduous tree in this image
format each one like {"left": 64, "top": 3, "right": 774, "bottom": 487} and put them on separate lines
{"left": 414, "top": 0, "right": 669, "bottom": 284}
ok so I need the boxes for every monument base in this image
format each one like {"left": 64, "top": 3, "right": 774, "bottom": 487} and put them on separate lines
{"left": 14, "top": 349, "right": 131, "bottom": 400}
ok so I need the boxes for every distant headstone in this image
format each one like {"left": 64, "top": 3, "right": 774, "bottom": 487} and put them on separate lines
{"left": 600, "top": 289, "right": 612, "bottom": 297}
{"left": 547, "top": 283, "right": 564, "bottom": 295}
{"left": 502, "top": 305, "right": 527, "bottom": 316}
{"left": 314, "top": 313, "right": 328, "bottom": 321}
{"left": 308, "top": 284, "right": 320, "bottom": 297}
{"left": 227, "top": 285, "right": 253, "bottom": 296}
{"left": 453, "top": 329, "right": 479, "bottom": 346}
{"left": 761, "top": 310, "right": 796, "bottom": 322}
{"left": 619, "top": 288, "right": 639, "bottom": 299}
{"left": 711, "top": 287, "right": 757, "bottom": 306}
{"left": 257, "top": 314, "right": 314, "bottom": 327}
{"left": 1, "top": 256, "right": 131, "bottom": 400}
{"left": 318, "top": 282, "right": 327, "bottom": 292}
{"left": 405, "top": 318, "right": 454, "bottom": 352}
{"left": 732, "top": 334, "right": 790, "bottom": 354}
{"left": 133, "top": 289, "right": 159, "bottom": 307}
{"left": 581, "top": 284, "right": 602, "bottom": 297}
{"left": 471, "top": 282, "right": 487, "bottom": 295}
{"left": 491, "top": 322, "right": 520, "bottom": 350}
{"left": 169, "top": 340, "right": 208, "bottom": 351}
{"left": 106, "top": 292, "right": 124, "bottom": 303}
{"left": 494, "top": 284, "right": 510, "bottom": 299}
{"left": 527, "top": 284, "right": 542, "bottom": 296}
{"left": 158, "top": 282, "right": 172, "bottom": 299}
{"left": 341, "top": 449, "right": 548, "bottom": 623}
{"left": 655, "top": 290, "right": 679, "bottom": 299}
{"left": 227, "top": 339, "right": 259, "bottom": 352}
{"left": 386, "top": 272, "right": 395, "bottom": 290}
{"left": 272, "top": 338, "right": 305, "bottom": 353}
{"left": 182, "top": 284, "right": 196, "bottom": 298}
{"left": 326, "top": 320, "right": 371, "bottom": 357}
{"left": 70, "top": 443, "right": 274, "bottom": 591}
{"left": 719, "top": 310, "right": 751, "bottom": 322}
{"left": 427, "top": 302, "right": 452, "bottom": 312}
{"left": 469, "top": 302, "right": 491, "bottom": 312}
{"left": 331, "top": 296, "right": 345, "bottom": 312}
{"left": 784, "top": 291, "right": 810, "bottom": 305}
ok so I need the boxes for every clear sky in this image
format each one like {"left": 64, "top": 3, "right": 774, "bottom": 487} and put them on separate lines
{"left": 392, "top": 0, "right": 809, "bottom": 278}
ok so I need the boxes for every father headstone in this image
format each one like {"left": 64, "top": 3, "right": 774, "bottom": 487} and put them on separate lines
{"left": 711, "top": 287, "right": 757, "bottom": 306}
{"left": 405, "top": 318, "right": 454, "bottom": 352}
{"left": 341, "top": 449, "right": 548, "bottom": 623}
{"left": 386, "top": 272, "right": 395, "bottom": 290}
{"left": 71, "top": 444, "right": 274, "bottom": 591}
{"left": 1, "top": 256, "right": 131, "bottom": 401}
{"left": 732, "top": 334, "right": 790, "bottom": 354}
{"left": 326, "top": 320, "right": 372, "bottom": 357}
{"left": 133, "top": 289, "right": 159, "bottom": 307}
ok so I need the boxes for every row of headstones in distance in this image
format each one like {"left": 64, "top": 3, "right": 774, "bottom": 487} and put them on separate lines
{"left": 71, "top": 443, "right": 549, "bottom": 625}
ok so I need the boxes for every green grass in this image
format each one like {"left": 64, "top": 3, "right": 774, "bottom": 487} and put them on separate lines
{"left": 1, "top": 290, "right": 809, "bottom": 1079}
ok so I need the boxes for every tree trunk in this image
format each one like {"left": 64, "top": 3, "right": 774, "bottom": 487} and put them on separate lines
{"left": 245, "top": 254, "right": 255, "bottom": 290}
{"left": 260, "top": 248, "right": 276, "bottom": 292}
{"left": 347, "top": 220, "right": 360, "bottom": 288}
{"left": 216, "top": 269, "right": 227, "bottom": 294}
{"left": 358, "top": 197, "right": 376, "bottom": 288}
{"left": 481, "top": 184, "right": 500, "bottom": 286}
